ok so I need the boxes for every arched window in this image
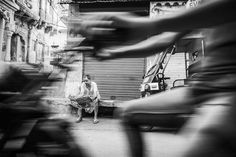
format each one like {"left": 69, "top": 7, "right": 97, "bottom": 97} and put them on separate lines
{"left": 173, "top": 2, "right": 179, "bottom": 7}
{"left": 155, "top": 3, "right": 162, "bottom": 7}
{"left": 165, "top": 2, "right": 171, "bottom": 8}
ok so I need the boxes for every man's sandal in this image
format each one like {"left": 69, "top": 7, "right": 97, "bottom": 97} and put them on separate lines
{"left": 93, "top": 119, "right": 99, "bottom": 124}
{"left": 76, "top": 118, "right": 82, "bottom": 123}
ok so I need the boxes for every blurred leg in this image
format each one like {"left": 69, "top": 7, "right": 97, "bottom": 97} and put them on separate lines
{"left": 121, "top": 87, "right": 195, "bottom": 125}
{"left": 122, "top": 114, "right": 144, "bottom": 157}
{"left": 180, "top": 95, "right": 236, "bottom": 157}
{"left": 118, "top": 87, "right": 195, "bottom": 157}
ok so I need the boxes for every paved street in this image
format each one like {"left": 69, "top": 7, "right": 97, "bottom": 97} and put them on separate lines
{"left": 67, "top": 116, "right": 188, "bottom": 157}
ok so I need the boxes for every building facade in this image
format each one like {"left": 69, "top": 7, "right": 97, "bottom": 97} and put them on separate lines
{"left": 0, "top": 0, "right": 19, "bottom": 61}
{"left": 148, "top": 0, "right": 203, "bottom": 89}
{"left": 0, "top": 0, "right": 67, "bottom": 72}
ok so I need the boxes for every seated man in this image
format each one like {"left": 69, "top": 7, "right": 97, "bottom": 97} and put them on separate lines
{"left": 69, "top": 74, "right": 101, "bottom": 124}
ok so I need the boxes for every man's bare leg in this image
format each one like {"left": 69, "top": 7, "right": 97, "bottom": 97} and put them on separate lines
{"left": 76, "top": 108, "right": 83, "bottom": 123}
{"left": 93, "top": 101, "right": 99, "bottom": 124}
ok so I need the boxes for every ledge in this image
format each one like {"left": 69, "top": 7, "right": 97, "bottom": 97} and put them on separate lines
{"left": 100, "top": 100, "right": 124, "bottom": 107}
{"left": 42, "top": 97, "right": 124, "bottom": 108}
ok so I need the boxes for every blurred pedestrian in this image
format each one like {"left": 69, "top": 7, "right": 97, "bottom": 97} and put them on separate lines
{"left": 76, "top": 0, "right": 236, "bottom": 157}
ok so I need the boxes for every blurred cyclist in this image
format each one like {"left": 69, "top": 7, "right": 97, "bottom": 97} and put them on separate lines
{"left": 75, "top": 0, "right": 236, "bottom": 157}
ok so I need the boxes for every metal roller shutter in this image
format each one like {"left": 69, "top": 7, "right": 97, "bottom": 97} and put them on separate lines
{"left": 83, "top": 55, "right": 145, "bottom": 101}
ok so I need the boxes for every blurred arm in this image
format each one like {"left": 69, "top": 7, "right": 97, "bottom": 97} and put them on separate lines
{"left": 96, "top": 31, "right": 189, "bottom": 59}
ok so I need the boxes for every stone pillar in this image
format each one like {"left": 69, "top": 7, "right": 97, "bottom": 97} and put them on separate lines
{"left": 26, "top": 28, "right": 32, "bottom": 63}
{"left": 16, "top": 35, "right": 21, "bottom": 62}
{"left": 5, "top": 31, "right": 13, "bottom": 61}
{"left": 0, "top": 18, "right": 5, "bottom": 61}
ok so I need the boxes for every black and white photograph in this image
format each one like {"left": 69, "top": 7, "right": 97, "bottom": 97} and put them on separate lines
{"left": 1, "top": 0, "right": 236, "bottom": 156}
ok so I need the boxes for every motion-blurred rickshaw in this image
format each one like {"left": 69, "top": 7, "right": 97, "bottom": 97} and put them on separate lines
{"left": 140, "top": 45, "right": 175, "bottom": 97}
{"left": 140, "top": 33, "right": 205, "bottom": 131}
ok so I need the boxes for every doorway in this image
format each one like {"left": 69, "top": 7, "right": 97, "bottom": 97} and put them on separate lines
{"left": 10, "top": 34, "right": 26, "bottom": 62}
